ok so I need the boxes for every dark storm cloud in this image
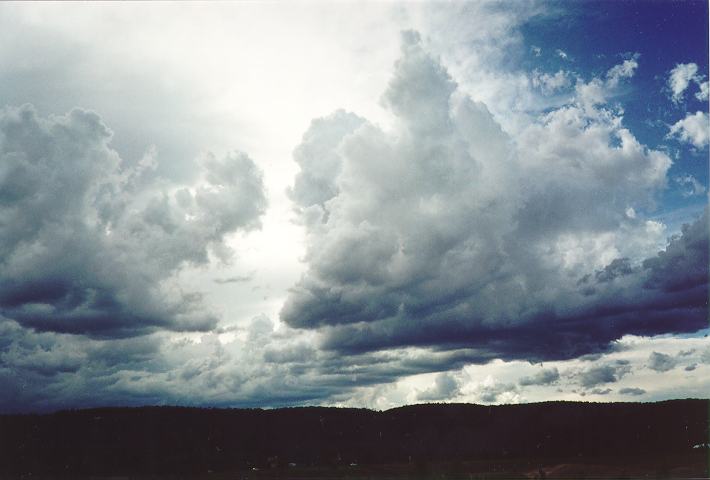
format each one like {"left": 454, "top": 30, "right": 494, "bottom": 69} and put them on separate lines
{"left": 519, "top": 367, "right": 560, "bottom": 386}
{"left": 281, "top": 31, "right": 705, "bottom": 364}
{"left": 0, "top": 104, "right": 267, "bottom": 338}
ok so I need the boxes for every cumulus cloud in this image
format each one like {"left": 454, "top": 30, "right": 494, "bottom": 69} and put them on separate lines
{"left": 668, "top": 63, "right": 704, "bottom": 103}
{"left": 0, "top": 104, "right": 267, "bottom": 337}
{"left": 668, "top": 111, "right": 709, "bottom": 148}
{"left": 531, "top": 70, "right": 571, "bottom": 94}
{"left": 519, "top": 367, "right": 560, "bottom": 386}
{"left": 417, "top": 372, "right": 460, "bottom": 401}
{"left": 647, "top": 351, "right": 676, "bottom": 372}
{"left": 282, "top": 32, "right": 703, "bottom": 365}
{"left": 462, "top": 375, "right": 521, "bottom": 404}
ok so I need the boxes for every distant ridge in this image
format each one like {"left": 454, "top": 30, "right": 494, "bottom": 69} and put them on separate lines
{"left": 1, "top": 399, "right": 707, "bottom": 477}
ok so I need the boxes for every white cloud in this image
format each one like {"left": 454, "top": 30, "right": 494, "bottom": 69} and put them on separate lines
{"left": 531, "top": 69, "right": 571, "bottom": 94}
{"left": 668, "top": 111, "right": 710, "bottom": 148}
{"left": 668, "top": 63, "right": 705, "bottom": 103}
{"left": 674, "top": 174, "right": 706, "bottom": 197}
{"left": 606, "top": 57, "right": 638, "bottom": 87}
{"left": 416, "top": 372, "right": 461, "bottom": 401}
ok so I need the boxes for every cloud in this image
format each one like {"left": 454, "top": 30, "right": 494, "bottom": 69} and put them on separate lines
{"left": 556, "top": 49, "right": 569, "bottom": 60}
{"left": 618, "top": 387, "right": 645, "bottom": 396}
{"left": 0, "top": 104, "right": 267, "bottom": 338}
{"left": 462, "top": 375, "right": 521, "bottom": 404}
{"left": 647, "top": 351, "right": 676, "bottom": 372}
{"left": 674, "top": 174, "right": 706, "bottom": 197}
{"left": 606, "top": 57, "right": 638, "bottom": 87}
{"left": 531, "top": 70, "right": 571, "bottom": 94}
{"left": 575, "top": 58, "right": 640, "bottom": 107}
{"left": 213, "top": 273, "right": 255, "bottom": 285}
{"left": 668, "top": 63, "right": 703, "bottom": 103}
{"left": 519, "top": 367, "right": 560, "bottom": 386}
{"left": 696, "top": 81, "right": 709, "bottom": 101}
{"left": 589, "top": 388, "right": 612, "bottom": 395}
{"left": 416, "top": 372, "right": 460, "bottom": 401}
{"left": 668, "top": 111, "right": 709, "bottom": 148}
{"left": 641, "top": 211, "right": 708, "bottom": 293}
{"left": 579, "top": 363, "right": 631, "bottom": 388}
{"left": 282, "top": 32, "right": 702, "bottom": 365}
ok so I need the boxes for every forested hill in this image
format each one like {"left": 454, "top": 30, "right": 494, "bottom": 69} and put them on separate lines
{"left": 0, "top": 399, "right": 707, "bottom": 476}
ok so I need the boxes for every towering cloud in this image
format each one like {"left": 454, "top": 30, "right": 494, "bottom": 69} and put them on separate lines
{"left": 282, "top": 32, "right": 704, "bottom": 363}
{"left": 0, "top": 105, "right": 267, "bottom": 337}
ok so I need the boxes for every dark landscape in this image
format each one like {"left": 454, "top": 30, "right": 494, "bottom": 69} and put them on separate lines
{"left": 1, "top": 399, "right": 707, "bottom": 479}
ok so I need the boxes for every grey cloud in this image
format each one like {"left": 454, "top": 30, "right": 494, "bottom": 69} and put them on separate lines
{"left": 595, "top": 258, "right": 634, "bottom": 283}
{"left": 648, "top": 352, "right": 676, "bottom": 372}
{"left": 263, "top": 343, "right": 316, "bottom": 364}
{"left": 477, "top": 380, "right": 519, "bottom": 404}
{"left": 0, "top": 318, "right": 344, "bottom": 412}
{"left": 214, "top": 274, "right": 255, "bottom": 285}
{"left": 590, "top": 388, "right": 612, "bottom": 395}
{"left": 281, "top": 31, "right": 705, "bottom": 365}
{"left": 618, "top": 387, "right": 646, "bottom": 396}
{"left": 579, "top": 363, "right": 631, "bottom": 388}
{"left": 519, "top": 367, "right": 560, "bottom": 386}
{"left": 642, "top": 214, "right": 708, "bottom": 293}
{"left": 0, "top": 104, "right": 267, "bottom": 338}
{"left": 289, "top": 110, "right": 365, "bottom": 212}
{"left": 417, "top": 372, "right": 460, "bottom": 401}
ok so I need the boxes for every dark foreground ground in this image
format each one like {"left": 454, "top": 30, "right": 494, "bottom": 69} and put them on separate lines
{"left": 0, "top": 399, "right": 708, "bottom": 479}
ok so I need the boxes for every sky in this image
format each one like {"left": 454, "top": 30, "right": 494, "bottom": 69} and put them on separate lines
{"left": 0, "top": 0, "right": 708, "bottom": 413}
